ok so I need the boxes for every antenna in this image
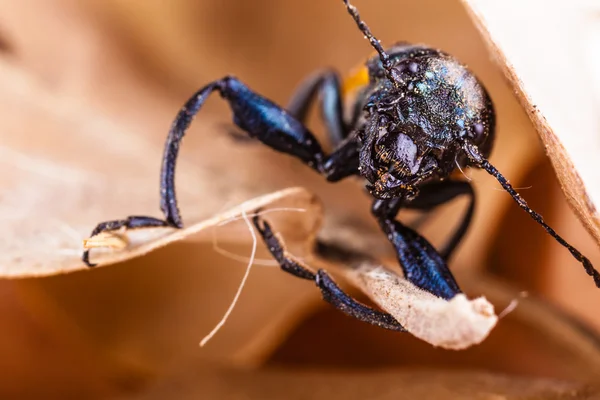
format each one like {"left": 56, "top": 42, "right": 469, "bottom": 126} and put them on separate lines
{"left": 342, "top": 0, "right": 397, "bottom": 85}
{"left": 463, "top": 142, "right": 600, "bottom": 289}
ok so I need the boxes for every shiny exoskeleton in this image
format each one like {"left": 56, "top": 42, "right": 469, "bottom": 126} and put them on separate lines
{"left": 82, "top": 0, "right": 600, "bottom": 332}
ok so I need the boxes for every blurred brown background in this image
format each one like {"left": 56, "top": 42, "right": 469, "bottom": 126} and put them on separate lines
{"left": 0, "top": 0, "right": 599, "bottom": 398}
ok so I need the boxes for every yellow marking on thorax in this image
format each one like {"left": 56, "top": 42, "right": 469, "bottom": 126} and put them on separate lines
{"left": 342, "top": 64, "right": 370, "bottom": 99}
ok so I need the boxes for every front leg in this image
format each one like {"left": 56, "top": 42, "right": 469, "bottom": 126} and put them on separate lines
{"left": 161, "top": 76, "right": 360, "bottom": 227}
{"left": 404, "top": 180, "right": 475, "bottom": 261}
{"left": 82, "top": 216, "right": 170, "bottom": 266}
{"left": 372, "top": 199, "right": 462, "bottom": 300}
{"left": 83, "top": 76, "right": 359, "bottom": 266}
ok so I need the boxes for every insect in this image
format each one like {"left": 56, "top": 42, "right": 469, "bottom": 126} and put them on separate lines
{"left": 82, "top": 0, "right": 600, "bottom": 332}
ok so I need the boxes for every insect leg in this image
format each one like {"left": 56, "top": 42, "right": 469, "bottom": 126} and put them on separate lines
{"left": 253, "top": 215, "right": 405, "bottom": 331}
{"left": 82, "top": 216, "right": 170, "bottom": 266}
{"left": 251, "top": 215, "right": 316, "bottom": 281}
{"left": 83, "top": 76, "right": 359, "bottom": 266}
{"left": 286, "top": 69, "right": 347, "bottom": 146}
{"left": 405, "top": 180, "right": 475, "bottom": 261}
{"left": 161, "top": 76, "right": 361, "bottom": 228}
{"left": 372, "top": 199, "right": 462, "bottom": 300}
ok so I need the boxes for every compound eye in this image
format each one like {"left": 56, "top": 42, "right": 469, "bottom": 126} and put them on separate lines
{"left": 469, "top": 122, "right": 487, "bottom": 144}
{"left": 394, "top": 60, "right": 421, "bottom": 76}
{"left": 474, "top": 122, "right": 485, "bottom": 137}
{"left": 459, "top": 120, "right": 487, "bottom": 144}
{"left": 408, "top": 61, "right": 419, "bottom": 74}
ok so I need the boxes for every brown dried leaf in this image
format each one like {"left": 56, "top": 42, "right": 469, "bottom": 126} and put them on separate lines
{"left": 462, "top": 0, "right": 600, "bottom": 244}
{"left": 82, "top": 188, "right": 320, "bottom": 268}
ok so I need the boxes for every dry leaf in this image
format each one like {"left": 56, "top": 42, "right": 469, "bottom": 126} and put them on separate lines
{"left": 462, "top": 0, "right": 600, "bottom": 243}
{"left": 345, "top": 263, "right": 496, "bottom": 349}
{"left": 82, "top": 187, "right": 321, "bottom": 268}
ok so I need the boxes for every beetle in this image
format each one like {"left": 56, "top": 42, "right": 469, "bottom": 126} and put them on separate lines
{"left": 82, "top": 0, "right": 600, "bottom": 332}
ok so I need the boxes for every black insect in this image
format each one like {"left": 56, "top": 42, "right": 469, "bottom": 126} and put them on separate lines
{"left": 83, "top": 0, "right": 600, "bottom": 331}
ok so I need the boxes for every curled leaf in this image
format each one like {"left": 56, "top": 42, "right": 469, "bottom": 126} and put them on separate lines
{"left": 346, "top": 263, "right": 497, "bottom": 349}
{"left": 83, "top": 187, "right": 320, "bottom": 268}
